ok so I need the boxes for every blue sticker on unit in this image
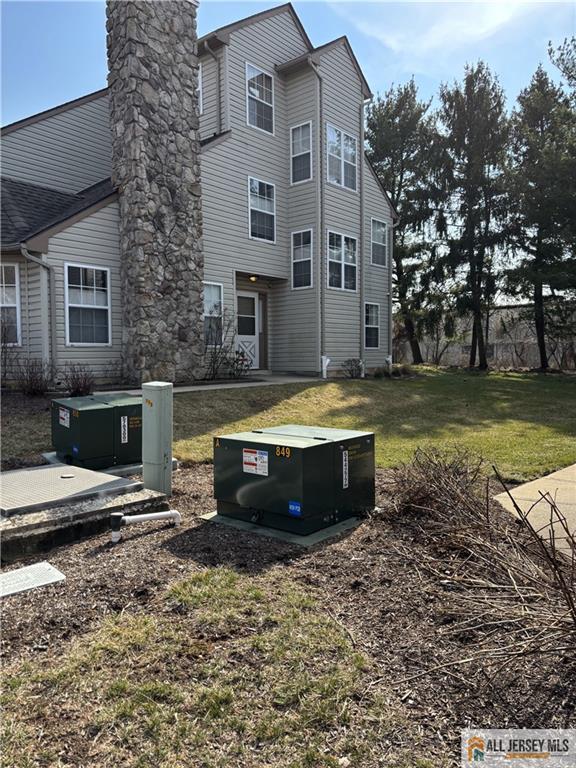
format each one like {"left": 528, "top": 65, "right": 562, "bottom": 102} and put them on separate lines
{"left": 72, "top": 444, "right": 79, "bottom": 455}
{"left": 288, "top": 501, "right": 302, "bottom": 517}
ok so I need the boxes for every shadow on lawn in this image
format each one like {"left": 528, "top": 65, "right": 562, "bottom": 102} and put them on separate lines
{"left": 320, "top": 371, "right": 576, "bottom": 443}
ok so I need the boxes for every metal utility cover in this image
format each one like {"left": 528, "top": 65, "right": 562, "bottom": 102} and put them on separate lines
{"left": 0, "top": 464, "right": 142, "bottom": 516}
{"left": 0, "top": 561, "right": 65, "bottom": 598}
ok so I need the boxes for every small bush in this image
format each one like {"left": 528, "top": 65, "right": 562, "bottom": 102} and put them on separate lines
{"left": 61, "top": 363, "right": 95, "bottom": 397}
{"left": 342, "top": 358, "right": 363, "bottom": 379}
{"left": 15, "top": 359, "right": 53, "bottom": 396}
{"left": 373, "top": 363, "right": 412, "bottom": 379}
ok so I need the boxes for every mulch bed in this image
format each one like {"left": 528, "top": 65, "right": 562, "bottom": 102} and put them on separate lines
{"left": 2, "top": 463, "right": 574, "bottom": 761}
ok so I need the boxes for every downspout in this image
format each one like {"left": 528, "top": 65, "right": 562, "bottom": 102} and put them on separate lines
{"left": 359, "top": 98, "right": 370, "bottom": 375}
{"left": 389, "top": 220, "right": 400, "bottom": 365}
{"left": 20, "top": 244, "right": 57, "bottom": 373}
{"left": 204, "top": 40, "right": 222, "bottom": 134}
{"left": 310, "top": 58, "right": 325, "bottom": 377}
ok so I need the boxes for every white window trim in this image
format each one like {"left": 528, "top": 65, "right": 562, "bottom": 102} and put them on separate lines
{"left": 64, "top": 262, "right": 112, "bottom": 347}
{"left": 245, "top": 61, "right": 275, "bottom": 136}
{"left": 326, "top": 122, "right": 358, "bottom": 193}
{"left": 198, "top": 62, "right": 203, "bottom": 115}
{"left": 290, "top": 121, "right": 313, "bottom": 185}
{"left": 247, "top": 175, "right": 276, "bottom": 244}
{"left": 203, "top": 280, "right": 224, "bottom": 348}
{"left": 365, "top": 302, "right": 380, "bottom": 350}
{"left": 370, "top": 217, "right": 388, "bottom": 268}
{"left": 1, "top": 262, "right": 22, "bottom": 346}
{"left": 326, "top": 229, "right": 358, "bottom": 293}
{"left": 291, "top": 229, "right": 314, "bottom": 290}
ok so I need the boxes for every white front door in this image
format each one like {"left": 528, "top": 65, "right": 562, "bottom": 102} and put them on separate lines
{"left": 236, "top": 291, "right": 259, "bottom": 369}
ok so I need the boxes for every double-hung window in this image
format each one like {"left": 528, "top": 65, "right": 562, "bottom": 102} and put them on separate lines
{"left": 249, "top": 177, "right": 275, "bottom": 242}
{"left": 203, "top": 282, "right": 223, "bottom": 346}
{"left": 292, "top": 230, "right": 312, "bottom": 289}
{"left": 65, "top": 264, "right": 110, "bottom": 345}
{"left": 291, "top": 122, "right": 312, "bottom": 184}
{"left": 327, "top": 231, "right": 357, "bottom": 291}
{"left": 365, "top": 303, "right": 380, "bottom": 349}
{"left": 246, "top": 63, "right": 274, "bottom": 134}
{"left": 327, "top": 124, "right": 357, "bottom": 191}
{"left": 371, "top": 219, "right": 388, "bottom": 267}
{"left": 1, "top": 264, "right": 21, "bottom": 345}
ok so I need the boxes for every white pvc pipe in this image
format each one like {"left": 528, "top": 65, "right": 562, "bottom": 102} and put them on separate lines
{"left": 321, "top": 355, "right": 331, "bottom": 379}
{"left": 123, "top": 510, "right": 181, "bottom": 526}
{"left": 110, "top": 509, "right": 181, "bottom": 544}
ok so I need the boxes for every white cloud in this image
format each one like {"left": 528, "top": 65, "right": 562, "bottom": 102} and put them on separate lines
{"left": 330, "top": 1, "right": 535, "bottom": 62}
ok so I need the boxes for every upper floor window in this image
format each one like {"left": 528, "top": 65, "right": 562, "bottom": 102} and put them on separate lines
{"left": 249, "top": 177, "right": 275, "bottom": 242}
{"left": 65, "top": 263, "right": 110, "bottom": 345}
{"left": 328, "top": 231, "right": 357, "bottom": 291}
{"left": 292, "top": 230, "right": 313, "bottom": 289}
{"left": 1, "top": 264, "right": 21, "bottom": 345}
{"left": 371, "top": 219, "right": 388, "bottom": 267}
{"left": 291, "top": 122, "right": 312, "bottom": 184}
{"left": 203, "top": 282, "right": 223, "bottom": 346}
{"left": 198, "top": 62, "right": 203, "bottom": 115}
{"left": 327, "top": 124, "right": 357, "bottom": 191}
{"left": 246, "top": 63, "right": 274, "bottom": 134}
{"left": 365, "top": 303, "right": 380, "bottom": 349}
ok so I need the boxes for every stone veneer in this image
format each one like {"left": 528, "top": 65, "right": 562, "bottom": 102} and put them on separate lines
{"left": 106, "top": 0, "right": 204, "bottom": 384}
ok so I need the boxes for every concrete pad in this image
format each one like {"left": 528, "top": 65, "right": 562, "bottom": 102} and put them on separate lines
{"left": 0, "top": 561, "right": 65, "bottom": 598}
{"left": 495, "top": 464, "right": 576, "bottom": 551}
{"left": 200, "top": 511, "right": 361, "bottom": 548}
{"left": 0, "top": 465, "right": 142, "bottom": 516}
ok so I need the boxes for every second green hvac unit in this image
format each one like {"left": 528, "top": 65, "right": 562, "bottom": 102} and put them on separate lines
{"left": 213, "top": 424, "right": 375, "bottom": 534}
{"left": 51, "top": 393, "right": 142, "bottom": 470}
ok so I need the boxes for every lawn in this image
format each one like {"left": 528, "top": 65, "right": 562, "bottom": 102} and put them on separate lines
{"left": 2, "top": 369, "right": 575, "bottom": 480}
{"left": 173, "top": 369, "right": 576, "bottom": 481}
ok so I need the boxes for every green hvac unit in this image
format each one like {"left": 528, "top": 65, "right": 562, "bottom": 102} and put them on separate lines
{"left": 213, "top": 424, "right": 375, "bottom": 535}
{"left": 51, "top": 393, "right": 142, "bottom": 470}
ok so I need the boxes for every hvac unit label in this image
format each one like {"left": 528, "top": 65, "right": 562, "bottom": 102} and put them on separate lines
{"left": 120, "top": 416, "right": 128, "bottom": 444}
{"left": 243, "top": 448, "right": 269, "bottom": 476}
{"left": 59, "top": 407, "right": 70, "bottom": 428}
{"left": 342, "top": 450, "right": 349, "bottom": 489}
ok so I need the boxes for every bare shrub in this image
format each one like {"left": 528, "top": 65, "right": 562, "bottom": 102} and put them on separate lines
{"left": 387, "top": 449, "right": 576, "bottom": 684}
{"left": 342, "top": 358, "right": 363, "bottom": 379}
{"left": 15, "top": 359, "right": 54, "bottom": 396}
{"left": 61, "top": 363, "right": 95, "bottom": 397}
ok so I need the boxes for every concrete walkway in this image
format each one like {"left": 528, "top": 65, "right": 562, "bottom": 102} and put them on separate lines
{"left": 100, "top": 374, "right": 319, "bottom": 397}
{"left": 494, "top": 464, "right": 576, "bottom": 551}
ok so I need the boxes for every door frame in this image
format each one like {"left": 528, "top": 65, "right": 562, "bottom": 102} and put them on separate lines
{"left": 236, "top": 290, "right": 260, "bottom": 369}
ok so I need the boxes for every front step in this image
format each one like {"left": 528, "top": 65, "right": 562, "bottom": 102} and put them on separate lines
{"left": 1, "top": 488, "right": 168, "bottom": 564}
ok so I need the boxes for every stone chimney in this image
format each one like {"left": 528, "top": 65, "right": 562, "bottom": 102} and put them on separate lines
{"left": 106, "top": 0, "right": 204, "bottom": 384}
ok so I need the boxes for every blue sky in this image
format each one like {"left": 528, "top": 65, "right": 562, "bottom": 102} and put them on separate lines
{"left": 2, "top": 1, "right": 574, "bottom": 126}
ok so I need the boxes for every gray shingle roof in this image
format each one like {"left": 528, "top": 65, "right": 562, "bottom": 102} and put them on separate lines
{"left": 1, "top": 177, "right": 115, "bottom": 249}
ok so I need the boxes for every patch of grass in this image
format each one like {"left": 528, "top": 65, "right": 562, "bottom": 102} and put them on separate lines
{"left": 172, "top": 369, "right": 576, "bottom": 480}
{"left": 1, "top": 567, "right": 425, "bottom": 768}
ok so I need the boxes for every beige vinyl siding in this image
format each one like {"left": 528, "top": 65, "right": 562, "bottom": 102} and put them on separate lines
{"left": 1, "top": 96, "right": 112, "bottom": 194}
{"left": 318, "top": 43, "right": 364, "bottom": 368}
{"left": 46, "top": 202, "right": 122, "bottom": 376}
{"left": 363, "top": 158, "right": 393, "bottom": 367}
{"left": 199, "top": 50, "right": 224, "bottom": 139}
{"left": 271, "top": 67, "right": 319, "bottom": 373}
